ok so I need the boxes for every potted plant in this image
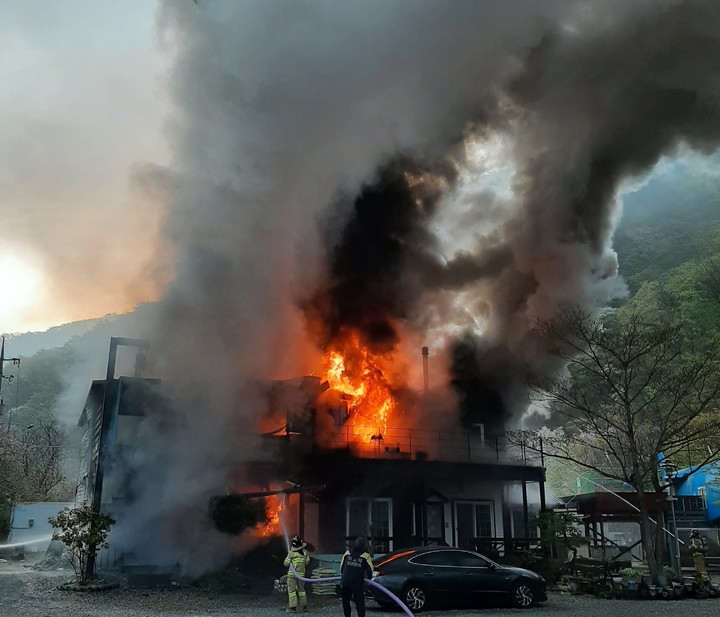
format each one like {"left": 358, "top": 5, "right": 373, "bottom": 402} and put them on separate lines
{"left": 619, "top": 567, "right": 643, "bottom": 598}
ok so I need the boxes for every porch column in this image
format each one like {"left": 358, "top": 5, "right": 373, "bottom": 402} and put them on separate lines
{"left": 502, "top": 484, "right": 512, "bottom": 556}
{"left": 521, "top": 480, "right": 529, "bottom": 541}
{"left": 299, "top": 492, "right": 305, "bottom": 538}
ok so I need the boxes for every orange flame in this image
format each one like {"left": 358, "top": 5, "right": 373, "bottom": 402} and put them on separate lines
{"left": 257, "top": 495, "right": 284, "bottom": 538}
{"left": 322, "top": 332, "right": 399, "bottom": 444}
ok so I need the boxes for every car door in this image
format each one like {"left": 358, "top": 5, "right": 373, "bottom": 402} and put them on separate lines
{"left": 450, "top": 550, "right": 507, "bottom": 602}
{"left": 407, "top": 550, "right": 461, "bottom": 601}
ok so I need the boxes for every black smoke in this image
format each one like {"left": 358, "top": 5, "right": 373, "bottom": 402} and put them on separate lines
{"left": 449, "top": 335, "right": 532, "bottom": 434}
{"left": 303, "top": 156, "right": 456, "bottom": 354}
{"left": 302, "top": 1, "right": 720, "bottom": 429}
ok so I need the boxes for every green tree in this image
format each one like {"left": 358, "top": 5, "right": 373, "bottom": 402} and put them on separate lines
{"left": 533, "top": 510, "right": 583, "bottom": 559}
{"left": 521, "top": 305, "right": 720, "bottom": 583}
{"left": 49, "top": 503, "right": 115, "bottom": 585}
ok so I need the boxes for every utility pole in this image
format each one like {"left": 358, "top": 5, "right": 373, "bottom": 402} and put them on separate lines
{"left": 0, "top": 336, "right": 21, "bottom": 428}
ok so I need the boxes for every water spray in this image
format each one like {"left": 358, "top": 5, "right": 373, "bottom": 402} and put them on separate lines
{"left": 279, "top": 508, "right": 415, "bottom": 617}
{"left": 0, "top": 534, "right": 53, "bottom": 550}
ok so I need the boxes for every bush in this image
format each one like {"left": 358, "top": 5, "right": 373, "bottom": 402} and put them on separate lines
{"left": 619, "top": 567, "right": 645, "bottom": 582}
{"left": 48, "top": 502, "right": 115, "bottom": 585}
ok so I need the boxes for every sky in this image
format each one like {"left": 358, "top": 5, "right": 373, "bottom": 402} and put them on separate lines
{"left": 0, "top": 0, "right": 168, "bottom": 333}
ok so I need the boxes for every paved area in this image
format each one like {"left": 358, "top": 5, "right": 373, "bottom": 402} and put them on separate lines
{"left": 2, "top": 562, "right": 720, "bottom": 617}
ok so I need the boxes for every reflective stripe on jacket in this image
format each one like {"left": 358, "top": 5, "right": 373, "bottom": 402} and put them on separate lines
{"left": 284, "top": 548, "right": 310, "bottom": 576}
{"left": 340, "top": 548, "right": 373, "bottom": 587}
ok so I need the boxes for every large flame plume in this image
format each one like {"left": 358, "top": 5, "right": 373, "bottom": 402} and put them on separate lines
{"left": 256, "top": 494, "right": 285, "bottom": 538}
{"left": 321, "top": 331, "right": 399, "bottom": 441}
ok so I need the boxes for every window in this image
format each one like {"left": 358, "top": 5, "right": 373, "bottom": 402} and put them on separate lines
{"left": 411, "top": 550, "right": 457, "bottom": 567}
{"left": 347, "top": 498, "right": 393, "bottom": 553}
{"left": 410, "top": 550, "right": 490, "bottom": 568}
{"left": 455, "top": 501, "right": 494, "bottom": 550}
{"left": 452, "top": 551, "right": 490, "bottom": 568}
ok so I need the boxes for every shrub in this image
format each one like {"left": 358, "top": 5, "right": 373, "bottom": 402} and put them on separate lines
{"left": 48, "top": 502, "right": 115, "bottom": 585}
{"left": 619, "top": 567, "right": 644, "bottom": 582}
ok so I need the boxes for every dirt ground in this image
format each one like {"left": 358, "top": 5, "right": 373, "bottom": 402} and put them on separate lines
{"left": 2, "top": 560, "right": 720, "bottom": 617}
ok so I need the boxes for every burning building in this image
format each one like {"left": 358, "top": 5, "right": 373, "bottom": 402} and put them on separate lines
{"left": 72, "top": 0, "right": 720, "bottom": 575}
{"left": 78, "top": 335, "right": 546, "bottom": 571}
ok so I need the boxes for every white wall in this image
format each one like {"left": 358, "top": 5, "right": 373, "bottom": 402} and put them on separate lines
{"left": 8, "top": 502, "right": 74, "bottom": 552}
{"left": 426, "top": 480, "right": 505, "bottom": 546}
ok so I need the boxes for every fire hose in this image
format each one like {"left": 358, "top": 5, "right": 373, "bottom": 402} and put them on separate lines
{"left": 280, "top": 516, "right": 415, "bottom": 617}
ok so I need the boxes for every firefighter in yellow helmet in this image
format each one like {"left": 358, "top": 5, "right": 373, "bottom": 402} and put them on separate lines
{"left": 284, "top": 535, "right": 311, "bottom": 613}
{"left": 690, "top": 529, "right": 709, "bottom": 582}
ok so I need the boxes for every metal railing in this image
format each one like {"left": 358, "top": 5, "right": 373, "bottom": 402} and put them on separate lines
{"left": 326, "top": 425, "right": 540, "bottom": 465}
{"left": 95, "top": 546, "right": 123, "bottom": 571}
{"left": 675, "top": 495, "right": 706, "bottom": 512}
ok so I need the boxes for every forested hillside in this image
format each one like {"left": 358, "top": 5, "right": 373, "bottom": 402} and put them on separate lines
{"left": 1, "top": 168, "right": 719, "bottom": 538}
{"left": 539, "top": 167, "right": 720, "bottom": 500}
{"left": 615, "top": 167, "right": 720, "bottom": 292}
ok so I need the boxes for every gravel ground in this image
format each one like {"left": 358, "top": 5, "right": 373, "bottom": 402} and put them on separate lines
{"left": 2, "top": 561, "right": 720, "bottom": 617}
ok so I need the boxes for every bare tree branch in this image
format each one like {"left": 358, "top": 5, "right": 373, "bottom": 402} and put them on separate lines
{"left": 523, "top": 306, "right": 720, "bottom": 582}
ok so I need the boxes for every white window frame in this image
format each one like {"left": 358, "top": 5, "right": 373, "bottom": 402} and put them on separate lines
{"left": 346, "top": 497, "right": 393, "bottom": 552}
{"left": 454, "top": 500, "right": 496, "bottom": 542}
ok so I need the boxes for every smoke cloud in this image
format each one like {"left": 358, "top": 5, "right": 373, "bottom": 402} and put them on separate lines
{"left": 110, "top": 0, "right": 720, "bottom": 568}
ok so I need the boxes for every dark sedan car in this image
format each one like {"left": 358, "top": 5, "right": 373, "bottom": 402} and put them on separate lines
{"left": 368, "top": 546, "right": 547, "bottom": 612}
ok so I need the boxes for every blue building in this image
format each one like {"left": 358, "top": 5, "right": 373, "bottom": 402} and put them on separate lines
{"left": 673, "top": 462, "right": 720, "bottom": 525}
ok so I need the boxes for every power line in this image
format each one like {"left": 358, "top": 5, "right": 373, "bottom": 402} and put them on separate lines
{"left": 0, "top": 336, "right": 21, "bottom": 429}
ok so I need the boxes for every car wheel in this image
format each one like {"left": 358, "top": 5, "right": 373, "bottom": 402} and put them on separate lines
{"left": 511, "top": 581, "right": 535, "bottom": 608}
{"left": 402, "top": 583, "right": 429, "bottom": 612}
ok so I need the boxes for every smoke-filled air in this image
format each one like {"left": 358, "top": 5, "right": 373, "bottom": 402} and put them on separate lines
{"left": 107, "top": 0, "right": 720, "bottom": 570}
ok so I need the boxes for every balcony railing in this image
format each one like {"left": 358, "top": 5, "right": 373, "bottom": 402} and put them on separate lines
{"left": 326, "top": 425, "right": 541, "bottom": 465}
{"left": 238, "top": 425, "right": 543, "bottom": 466}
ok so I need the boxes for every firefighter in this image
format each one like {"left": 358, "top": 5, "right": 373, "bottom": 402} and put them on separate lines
{"left": 690, "top": 529, "right": 709, "bottom": 582}
{"left": 284, "top": 535, "right": 311, "bottom": 613}
{"left": 340, "top": 537, "right": 373, "bottom": 617}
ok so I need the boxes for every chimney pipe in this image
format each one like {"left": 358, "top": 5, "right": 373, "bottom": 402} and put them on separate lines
{"left": 422, "top": 346, "right": 429, "bottom": 393}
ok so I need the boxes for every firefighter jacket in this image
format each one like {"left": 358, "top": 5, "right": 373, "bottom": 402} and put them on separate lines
{"left": 284, "top": 547, "right": 310, "bottom": 578}
{"left": 340, "top": 547, "right": 373, "bottom": 588}
{"left": 691, "top": 537, "right": 706, "bottom": 556}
